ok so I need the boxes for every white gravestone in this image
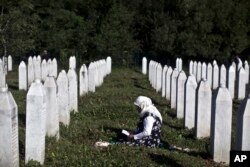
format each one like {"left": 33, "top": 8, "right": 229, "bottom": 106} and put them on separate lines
{"left": 178, "top": 58, "right": 182, "bottom": 72}
{"left": 210, "top": 84, "right": 232, "bottom": 164}
{"left": 44, "top": 76, "right": 59, "bottom": 140}
{"left": 156, "top": 64, "right": 162, "bottom": 92}
{"left": 237, "top": 67, "right": 246, "bottom": 100}
{"left": 165, "top": 67, "right": 173, "bottom": 101}
{"left": 34, "top": 58, "right": 41, "bottom": 80}
{"left": 142, "top": 57, "right": 147, "bottom": 75}
{"left": 47, "top": 59, "right": 52, "bottom": 76}
{"left": 171, "top": 68, "right": 179, "bottom": 109}
{"left": 189, "top": 60, "right": 193, "bottom": 75}
{"left": 69, "top": 56, "right": 76, "bottom": 70}
{"left": 184, "top": 75, "right": 197, "bottom": 129}
{"left": 28, "top": 57, "right": 34, "bottom": 86}
{"left": 212, "top": 63, "right": 219, "bottom": 90}
{"left": 193, "top": 61, "right": 197, "bottom": 79}
{"left": 176, "top": 71, "right": 187, "bottom": 119}
{"left": 149, "top": 61, "right": 152, "bottom": 85}
{"left": 52, "top": 58, "right": 58, "bottom": 78}
{"left": 176, "top": 58, "right": 179, "bottom": 71}
{"left": 228, "top": 65, "right": 235, "bottom": 99}
{"left": 79, "top": 64, "right": 88, "bottom": 96}
{"left": 88, "top": 63, "right": 95, "bottom": 92}
{"left": 153, "top": 62, "right": 158, "bottom": 89}
{"left": 235, "top": 94, "right": 250, "bottom": 151}
{"left": 25, "top": 80, "right": 46, "bottom": 165}
{"left": 57, "top": 70, "right": 70, "bottom": 126}
{"left": 207, "top": 63, "right": 213, "bottom": 88}
{"left": 107, "top": 56, "right": 112, "bottom": 74}
{"left": 161, "top": 65, "right": 168, "bottom": 97}
{"left": 19, "top": 61, "right": 27, "bottom": 90}
{"left": 220, "top": 64, "right": 226, "bottom": 85}
{"left": 201, "top": 62, "right": 207, "bottom": 80}
{"left": 0, "top": 59, "right": 5, "bottom": 88}
{"left": 67, "top": 69, "right": 78, "bottom": 112}
{"left": 0, "top": 87, "right": 19, "bottom": 167}
{"left": 244, "top": 61, "right": 249, "bottom": 84}
{"left": 41, "top": 60, "right": 47, "bottom": 81}
{"left": 196, "top": 62, "right": 202, "bottom": 83}
{"left": 7, "top": 55, "right": 12, "bottom": 71}
{"left": 195, "top": 79, "right": 212, "bottom": 138}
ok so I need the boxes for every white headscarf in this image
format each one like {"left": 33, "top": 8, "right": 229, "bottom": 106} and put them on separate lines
{"left": 134, "top": 96, "right": 163, "bottom": 123}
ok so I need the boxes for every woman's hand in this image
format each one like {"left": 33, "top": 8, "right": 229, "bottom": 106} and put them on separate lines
{"left": 127, "top": 134, "right": 134, "bottom": 140}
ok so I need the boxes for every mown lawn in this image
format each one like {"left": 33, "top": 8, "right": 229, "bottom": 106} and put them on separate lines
{"left": 6, "top": 66, "right": 231, "bottom": 167}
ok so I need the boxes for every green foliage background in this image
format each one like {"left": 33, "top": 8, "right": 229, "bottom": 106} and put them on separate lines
{"left": 1, "top": 0, "right": 250, "bottom": 64}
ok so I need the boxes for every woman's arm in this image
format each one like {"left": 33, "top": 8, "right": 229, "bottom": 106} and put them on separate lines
{"left": 133, "top": 116, "right": 155, "bottom": 140}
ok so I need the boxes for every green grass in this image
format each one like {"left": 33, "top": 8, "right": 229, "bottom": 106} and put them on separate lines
{"left": 6, "top": 66, "right": 234, "bottom": 167}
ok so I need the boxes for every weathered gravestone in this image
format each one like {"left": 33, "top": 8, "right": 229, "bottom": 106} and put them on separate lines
{"left": 235, "top": 94, "right": 250, "bottom": 151}
{"left": 52, "top": 58, "right": 58, "bottom": 78}
{"left": 201, "top": 62, "right": 206, "bottom": 80}
{"left": 0, "top": 87, "right": 19, "bottom": 167}
{"left": 228, "top": 65, "right": 235, "bottom": 99}
{"left": 171, "top": 68, "right": 179, "bottom": 109}
{"left": 44, "top": 76, "right": 59, "bottom": 140}
{"left": 7, "top": 55, "right": 12, "bottom": 71}
{"left": 161, "top": 65, "right": 168, "bottom": 97}
{"left": 176, "top": 71, "right": 187, "bottom": 119}
{"left": 156, "top": 64, "right": 162, "bottom": 92}
{"left": 41, "top": 60, "right": 47, "bottom": 81}
{"left": 195, "top": 79, "right": 212, "bottom": 138}
{"left": 79, "top": 64, "right": 88, "bottom": 96}
{"left": 220, "top": 64, "right": 226, "bottom": 85}
{"left": 28, "top": 57, "right": 34, "bottom": 86}
{"left": 165, "top": 67, "right": 173, "bottom": 101}
{"left": 212, "top": 63, "right": 219, "bottom": 90}
{"left": 106, "top": 56, "right": 112, "bottom": 74}
{"left": 142, "top": 57, "right": 147, "bottom": 75}
{"left": 57, "top": 70, "right": 70, "bottom": 126}
{"left": 210, "top": 84, "right": 232, "bottom": 164}
{"left": 88, "top": 63, "right": 95, "bottom": 92}
{"left": 245, "top": 61, "right": 249, "bottom": 84}
{"left": 68, "top": 69, "right": 78, "bottom": 112}
{"left": 237, "top": 67, "right": 246, "bottom": 100}
{"left": 196, "top": 62, "right": 202, "bottom": 83}
{"left": 189, "top": 60, "right": 193, "bottom": 75}
{"left": 184, "top": 75, "right": 197, "bottom": 129}
{"left": 25, "top": 80, "right": 46, "bottom": 165}
{"left": 207, "top": 63, "right": 213, "bottom": 88}
{"left": 19, "top": 61, "right": 27, "bottom": 90}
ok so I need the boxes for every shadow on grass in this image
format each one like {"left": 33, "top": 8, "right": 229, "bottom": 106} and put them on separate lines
{"left": 8, "top": 84, "right": 19, "bottom": 90}
{"left": 19, "top": 113, "right": 26, "bottom": 126}
{"left": 149, "top": 153, "right": 182, "bottom": 167}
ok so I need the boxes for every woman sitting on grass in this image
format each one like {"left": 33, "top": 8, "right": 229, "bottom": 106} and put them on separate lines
{"left": 124, "top": 96, "right": 163, "bottom": 148}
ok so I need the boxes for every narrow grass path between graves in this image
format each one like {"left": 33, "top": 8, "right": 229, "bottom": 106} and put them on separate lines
{"left": 8, "top": 67, "right": 231, "bottom": 167}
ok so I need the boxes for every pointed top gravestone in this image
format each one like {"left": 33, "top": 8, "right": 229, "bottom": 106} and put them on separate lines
{"left": 236, "top": 94, "right": 250, "bottom": 151}
{"left": 162, "top": 65, "right": 168, "bottom": 97}
{"left": 19, "top": 61, "right": 27, "bottom": 90}
{"left": 0, "top": 87, "right": 19, "bottom": 167}
{"left": 0, "top": 59, "right": 6, "bottom": 88}
{"left": 196, "top": 79, "right": 212, "bottom": 138}
{"left": 237, "top": 67, "right": 246, "bottom": 100}
{"left": 67, "top": 69, "right": 78, "bottom": 112}
{"left": 244, "top": 61, "right": 249, "bottom": 84}
{"left": 166, "top": 66, "right": 173, "bottom": 101}
{"left": 107, "top": 56, "right": 112, "bottom": 74}
{"left": 171, "top": 68, "right": 179, "bottom": 109}
{"left": 7, "top": 55, "right": 12, "bottom": 71}
{"left": 156, "top": 64, "right": 162, "bottom": 92}
{"left": 79, "top": 64, "right": 88, "bottom": 96}
{"left": 211, "top": 84, "right": 232, "bottom": 164}
{"left": 193, "top": 61, "right": 197, "bottom": 79}
{"left": 52, "top": 58, "right": 58, "bottom": 78}
{"left": 41, "top": 60, "right": 47, "bottom": 81}
{"left": 213, "top": 63, "right": 219, "bottom": 90}
{"left": 178, "top": 58, "right": 182, "bottom": 72}
{"left": 57, "top": 70, "right": 70, "bottom": 126}
{"left": 176, "top": 71, "right": 187, "bottom": 119}
{"left": 184, "top": 74, "right": 197, "bottom": 129}
{"left": 189, "top": 60, "right": 193, "bottom": 75}
{"left": 201, "top": 62, "right": 207, "bottom": 80}
{"left": 196, "top": 62, "right": 202, "bottom": 83}
{"left": 25, "top": 80, "right": 46, "bottom": 165}
{"left": 28, "top": 57, "right": 34, "bottom": 86}
{"left": 207, "top": 63, "right": 213, "bottom": 88}
{"left": 44, "top": 76, "right": 59, "bottom": 140}
{"left": 228, "top": 65, "right": 235, "bottom": 99}
{"left": 220, "top": 64, "right": 227, "bottom": 85}
{"left": 142, "top": 57, "right": 147, "bottom": 75}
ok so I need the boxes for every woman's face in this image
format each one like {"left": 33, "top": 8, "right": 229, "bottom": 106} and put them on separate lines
{"left": 136, "top": 106, "right": 141, "bottom": 113}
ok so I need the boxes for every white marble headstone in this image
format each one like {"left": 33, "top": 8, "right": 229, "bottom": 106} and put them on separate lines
{"left": 67, "top": 69, "right": 78, "bottom": 112}
{"left": 228, "top": 65, "right": 235, "bottom": 99}
{"left": 79, "top": 64, "right": 88, "bottom": 96}
{"left": 207, "top": 63, "right": 213, "bottom": 88}
{"left": 28, "top": 57, "right": 34, "bottom": 86}
{"left": 210, "top": 84, "right": 232, "bottom": 164}
{"left": 184, "top": 75, "right": 197, "bottom": 129}
{"left": 189, "top": 60, "right": 193, "bottom": 75}
{"left": 196, "top": 62, "right": 202, "bottom": 83}
{"left": 161, "top": 65, "right": 168, "bottom": 97}
{"left": 165, "top": 67, "right": 173, "bottom": 101}
{"left": 244, "top": 61, "right": 249, "bottom": 84}
{"left": 19, "top": 61, "right": 27, "bottom": 90}
{"left": 107, "top": 56, "right": 112, "bottom": 74}
{"left": 7, "top": 55, "right": 12, "bottom": 71}
{"left": 41, "top": 60, "right": 47, "bottom": 82}
{"left": 201, "top": 62, "right": 206, "bottom": 80}
{"left": 220, "top": 64, "right": 226, "bottom": 85}
{"left": 44, "top": 76, "right": 59, "bottom": 140}
{"left": 142, "top": 57, "right": 147, "bottom": 75}
{"left": 176, "top": 71, "right": 187, "bottom": 119}
{"left": 171, "top": 68, "right": 179, "bottom": 109}
{"left": 196, "top": 79, "right": 212, "bottom": 138}
{"left": 0, "top": 87, "right": 19, "bottom": 167}
{"left": 237, "top": 67, "right": 246, "bottom": 100}
{"left": 212, "top": 63, "right": 219, "bottom": 90}
{"left": 25, "top": 80, "right": 46, "bottom": 165}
